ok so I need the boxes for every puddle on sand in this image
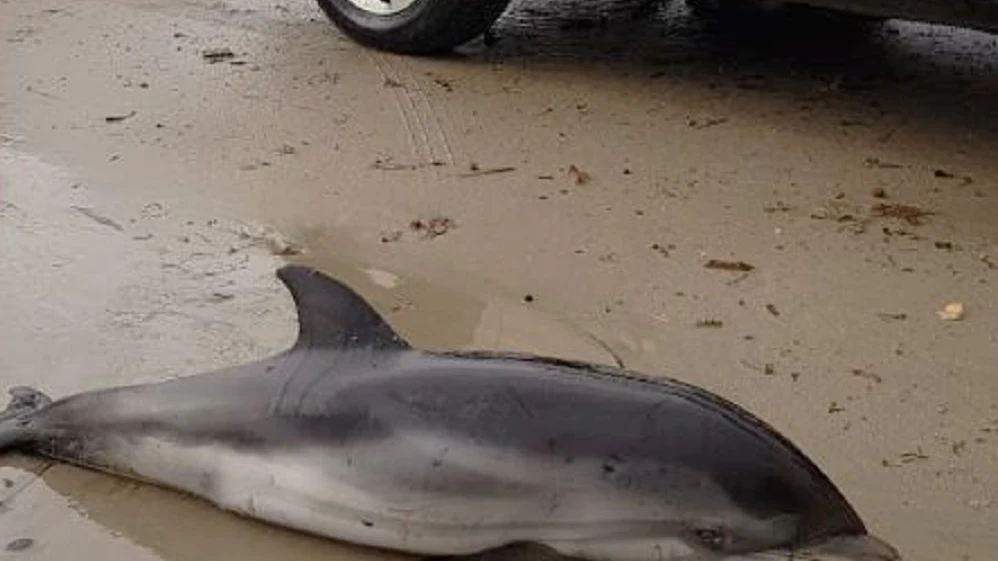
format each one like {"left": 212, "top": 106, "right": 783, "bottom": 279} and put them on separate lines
{"left": 0, "top": 148, "right": 619, "bottom": 561}
{"left": 280, "top": 224, "right": 623, "bottom": 365}
{"left": 0, "top": 458, "right": 407, "bottom": 561}
{"left": 0, "top": 148, "right": 297, "bottom": 395}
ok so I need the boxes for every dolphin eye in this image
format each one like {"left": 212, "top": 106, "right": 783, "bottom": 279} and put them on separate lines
{"left": 694, "top": 527, "right": 726, "bottom": 550}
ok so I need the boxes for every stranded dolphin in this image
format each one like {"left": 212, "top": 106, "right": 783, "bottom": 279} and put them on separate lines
{"left": 0, "top": 264, "right": 899, "bottom": 561}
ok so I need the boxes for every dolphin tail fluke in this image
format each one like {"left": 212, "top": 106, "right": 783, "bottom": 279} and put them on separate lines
{"left": 275, "top": 264, "right": 410, "bottom": 352}
{"left": 0, "top": 386, "right": 51, "bottom": 450}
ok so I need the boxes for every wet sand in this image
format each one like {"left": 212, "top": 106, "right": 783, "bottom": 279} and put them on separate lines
{"left": 1, "top": 1, "right": 996, "bottom": 560}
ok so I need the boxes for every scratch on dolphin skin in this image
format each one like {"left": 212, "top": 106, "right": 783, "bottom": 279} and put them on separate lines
{"left": 641, "top": 401, "right": 671, "bottom": 438}
{"left": 431, "top": 447, "right": 448, "bottom": 468}
{"left": 505, "top": 385, "right": 535, "bottom": 418}
{"left": 547, "top": 490, "right": 561, "bottom": 514}
{"left": 400, "top": 521, "right": 410, "bottom": 545}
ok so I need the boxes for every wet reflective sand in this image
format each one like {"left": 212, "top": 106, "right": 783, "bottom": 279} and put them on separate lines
{"left": 1, "top": 1, "right": 996, "bottom": 561}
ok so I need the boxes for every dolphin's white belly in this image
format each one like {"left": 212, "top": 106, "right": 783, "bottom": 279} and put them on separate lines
{"left": 106, "top": 431, "right": 703, "bottom": 561}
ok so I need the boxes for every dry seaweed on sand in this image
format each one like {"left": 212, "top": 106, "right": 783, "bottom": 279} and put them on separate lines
{"left": 870, "top": 203, "right": 934, "bottom": 226}
{"left": 409, "top": 217, "right": 455, "bottom": 239}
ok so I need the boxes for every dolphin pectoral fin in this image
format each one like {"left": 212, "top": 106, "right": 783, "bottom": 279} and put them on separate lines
{"left": 275, "top": 264, "right": 410, "bottom": 351}
{"left": 425, "top": 543, "right": 578, "bottom": 561}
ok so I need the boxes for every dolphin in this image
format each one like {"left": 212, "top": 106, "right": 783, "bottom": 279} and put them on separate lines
{"left": 0, "top": 264, "right": 899, "bottom": 561}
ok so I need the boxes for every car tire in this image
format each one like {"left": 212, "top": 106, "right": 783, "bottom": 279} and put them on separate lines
{"left": 316, "top": 0, "right": 512, "bottom": 54}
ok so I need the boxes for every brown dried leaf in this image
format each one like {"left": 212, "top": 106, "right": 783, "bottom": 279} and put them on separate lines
{"left": 567, "top": 164, "right": 591, "bottom": 185}
{"left": 409, "top": 216, "right": 455, "bottom": 239}
{"left": 851, "top": 368, "right": 883, "bottom": 383}
{"left": 704, "top": 259, "right": 755, "bottom": 272}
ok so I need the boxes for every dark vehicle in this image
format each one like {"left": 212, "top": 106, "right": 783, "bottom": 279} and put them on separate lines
{"left": 314, "top": 0, "right": 998, "bottom": 54}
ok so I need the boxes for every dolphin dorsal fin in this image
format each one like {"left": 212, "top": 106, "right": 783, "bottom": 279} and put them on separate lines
{"left": 276, "top": 265, "right": 410, "bottom": 351}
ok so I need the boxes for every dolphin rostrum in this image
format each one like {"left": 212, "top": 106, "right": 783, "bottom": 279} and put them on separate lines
{"left": 1, "top": 265, "right": 900, "bottom": 561}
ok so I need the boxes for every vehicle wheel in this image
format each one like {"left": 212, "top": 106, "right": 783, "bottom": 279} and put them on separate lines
{"left": 316, "top": 0, "right": 512, "bottom": 54}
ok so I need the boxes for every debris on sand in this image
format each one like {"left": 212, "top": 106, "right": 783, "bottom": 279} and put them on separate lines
{"left": 567, "top": 164, "right": 591, "bottom": 185}
{"left": 851, "top": 368, "right": 882, "bottom": 383}
{"left": 373, "top": 158, "right": 446, "bottom": 171}
{"left": 104, "top": 110, "right": 136, "bottom": 123}
{"left": 0, "top": 133, "right": 24, "bottom": 145}
{"left": 238, "top": 224, "right": 303, "bottom": 256}
{"left": 651, "top": 243, "right": 672, "bottom": 257}
{"left": 431, "top": 76, "right": 453, "bottom": 92}
{"left": 457, "top": 163, "right": 516, "bottom": 178}
{"left": 141, "top": 202, "right": 166, "bottom": 219}
{"left": 5, "top": 539, "right": 34, "bottom": 552}
{"left": 202, "top": 48, "right": 236, "bottom": 63}
{"left": 687, "top": 117, "right": 728, "bottom": 129}
{"left": 383, "top": 77, "right": 404, "bottom": 88}
{"left": 898, "top": 447, "right": 929, "bottom": 463}
{"left": 937, "top": 301, "right": 965, "bottom": 321}
{"left": 809, "top": 198, "right": 863, "bottom": 226}
{"left": 933, "top": 168, "right": 955, "bottom": 179}
{"left": 864, "top": 157, "right": 903, "bottom": 169}
{"left": 695, "top": 319, "right": 724, "bottom": 328}
{"left": 741, "top": 361, "right": 775, "bottom": 376}
{"left": 379, "top": 230, "right": 402, "bottom": 243}
{"left": 876, "top": 312, "right": 907, "bottom": 321}
{"left": 951, "top": 440, "right": 966, "bottom": 456}
{"left": 704, "top": 259, "right": 755, "bottom": 272}
{"left": 870, "top": 203, "right": 934, "bottom": 226}
{"left": 265, "top": 234, "right": 302, "bottom": 256}
{"left": 71, "top": 206, "right": 124, "bottom": 231}
{"left": 763, "top": 200, "right": 792, "bottom": 213}
{"left": 409, "top": 216, "right": 455, "bottom": 239}
{"left": 881, "top": 448, "right": 930, "bottom": 467}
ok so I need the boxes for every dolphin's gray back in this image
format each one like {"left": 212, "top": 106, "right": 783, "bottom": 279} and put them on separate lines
{"left": 266, "top": 350, "right": 864, "bottom": 540}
